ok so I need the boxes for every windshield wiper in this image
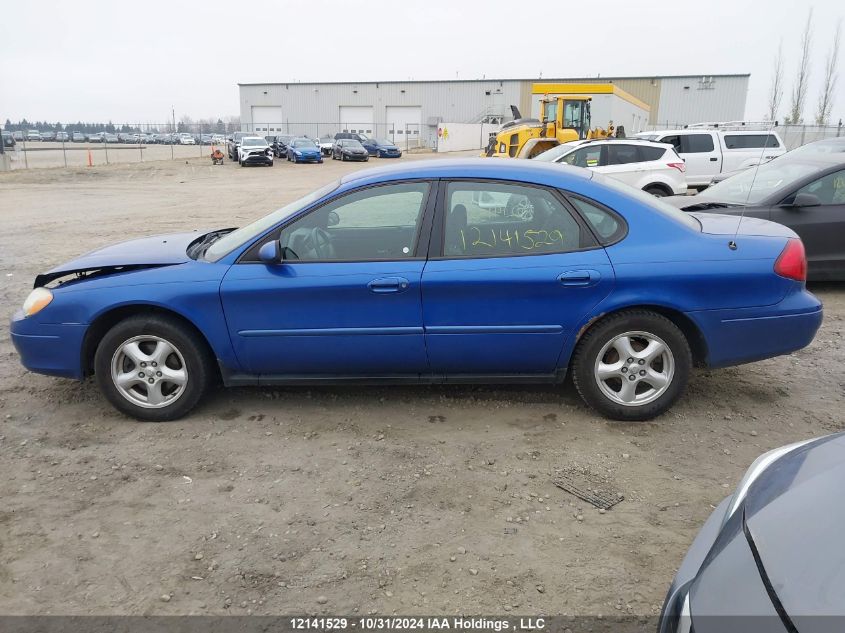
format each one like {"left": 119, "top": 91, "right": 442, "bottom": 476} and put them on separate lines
{"left": 683, "top": 201, "right": 747, "bottom": 211}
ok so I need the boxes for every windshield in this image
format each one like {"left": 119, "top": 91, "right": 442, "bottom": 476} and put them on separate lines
{"left": 700, "top": 160, "right": 822, "bottom": 205}
{"left": 343, "top": 140, "right": 363, "bottom": 148}
{"left": 375, "top": 139, "right": 393, "bottom": 146}
{"left": 205, "top": 181, "right": 340, "bottom": 261}
{"left": 533, "top": 143, "right": 580, "bottom": 162}
{"left": 242, "top": 137, "right": 266, "bottom": 147}
{"left": 293, "top": 139, "right": 317, "bottom": 148}
{"left": 593, "top": 172, "right": 701, "bottom": 231}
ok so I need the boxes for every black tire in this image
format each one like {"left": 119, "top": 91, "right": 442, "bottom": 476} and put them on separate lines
{"left": 571, "top": 310, "right": 692, "bottom": 421}
{"left": 94, "top": 315, "right": 214, "bottom": 422}
{"left": 644, "top": 185, "right": 669, "bottom": 197}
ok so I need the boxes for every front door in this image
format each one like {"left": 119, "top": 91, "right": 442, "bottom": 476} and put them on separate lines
{"left": 220, "top": 181, "right": 435, "bottom": 377}
{"left": 421, "top": 180, "right": 615, "bottom": 377}
{"left": 771, "top": 169, "right": 845, "bottom": 279}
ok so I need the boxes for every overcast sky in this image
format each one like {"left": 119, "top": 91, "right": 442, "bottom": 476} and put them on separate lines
{"left": 1, "top": 0, "right": 842, "bottom": 126}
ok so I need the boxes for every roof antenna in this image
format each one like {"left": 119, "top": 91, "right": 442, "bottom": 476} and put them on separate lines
{"left": 729, "top": 119, "right": 778, "bottom": 250}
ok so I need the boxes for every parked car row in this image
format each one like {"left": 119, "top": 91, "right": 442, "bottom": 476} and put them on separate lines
{"left": 226, "top": 132, "right": 405, "bottom": 167}
{"left": 9, "top": 130, "right": 228, "bottom": 145}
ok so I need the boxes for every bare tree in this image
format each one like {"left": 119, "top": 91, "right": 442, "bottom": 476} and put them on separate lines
{"left": 816, "top": 19, "right": 842, "bottom": 125}
{"left": 787, "top": 9, "right": 814, "bottom": 124}
{"left": 767, "top": 40, "right": 785, "bottom": 121}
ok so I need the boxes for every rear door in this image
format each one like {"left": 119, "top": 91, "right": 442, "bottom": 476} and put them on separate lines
{"left": 420, "top": 180, "right": 614, "bottom": 377}
{"left": 679, "top": 133, "right": 720, "bottom": 185}
{"left": 599, "top": 144, "right": 643, "bottom": 187}
{"left": 770, "top": 169, "right": 845, "bottom": 278}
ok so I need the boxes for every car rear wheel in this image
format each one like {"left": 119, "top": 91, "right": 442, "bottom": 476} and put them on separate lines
{"left": 94, "top": 315, "right": 214, "bottom": 422}
{"left": 571, "top": 310, "right": 691, "bottom": 421}
{"left": 644, "top": 185, "right": 670, "bottom": 197}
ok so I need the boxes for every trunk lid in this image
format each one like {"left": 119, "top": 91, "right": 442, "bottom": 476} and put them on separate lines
{"left": 691, "top": 212, "right": 797, "bottom": 239}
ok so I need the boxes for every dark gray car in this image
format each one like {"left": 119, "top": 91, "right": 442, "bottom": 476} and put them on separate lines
{"left": 665, "top": 154, "right": 845, "bottom": 280}
{"left": 659, "top": 432, "right": 845, "bottom": 633}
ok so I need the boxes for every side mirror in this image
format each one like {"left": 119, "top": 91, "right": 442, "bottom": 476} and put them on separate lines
{"left": 791, "top": 192, "right": 821, "bottom": 208}
{"left": 258, "top": 240, "right": 281, "bottom": 264}
{"left": 327, "top": 211, "right": 340, "bottom": 227}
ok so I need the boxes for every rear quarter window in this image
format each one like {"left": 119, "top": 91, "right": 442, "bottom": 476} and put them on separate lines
{"left": 567, "top": 195, "right": 627, "bottom": 244}
{"left": 638, "top": 145, "right": 667, "bottom": 161}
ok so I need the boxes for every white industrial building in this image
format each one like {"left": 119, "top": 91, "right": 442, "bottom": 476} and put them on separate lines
{"left": 238, "top": 74, "right": 749, "bottom": 148}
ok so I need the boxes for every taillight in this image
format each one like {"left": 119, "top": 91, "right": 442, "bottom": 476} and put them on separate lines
{"left": 667, "top": 162, "right": 686, "bottom": 173}
{"left": 774, "top": 238, "right": 807, "bottom": 282}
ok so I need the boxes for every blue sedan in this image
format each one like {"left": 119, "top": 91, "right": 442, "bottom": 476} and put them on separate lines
{"left": 286, "top": 137, "right": 323, "bottom": 163}
{"left": 10, "top": 159, "right": 822, "bottom": 422}
{"left": 361, "top": 138, "right": 402, "bottom": 157}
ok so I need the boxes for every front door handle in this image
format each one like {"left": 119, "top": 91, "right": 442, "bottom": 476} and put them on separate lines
{"left": 558, "top": 270, "right": 601, "bottom": 287}
{"left": 709, "top": 157, "right": 718, "bottom": 161}
{"left": 367, "top": 277, "right": 410, "bottom": 294}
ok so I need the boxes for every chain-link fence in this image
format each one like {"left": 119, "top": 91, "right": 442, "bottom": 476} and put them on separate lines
{"left": 0, "top": 121, "right": 428, "bottom": 170}
{"left": 4, "top": 119, "right": 842, "bottom": 170}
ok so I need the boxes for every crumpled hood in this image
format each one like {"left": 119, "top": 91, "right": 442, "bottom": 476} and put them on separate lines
{"left": 744, "top": 432, "right": 845, "bottom": 627}
{"left": 35, "top": 231, "right": 204, "bottom": 287}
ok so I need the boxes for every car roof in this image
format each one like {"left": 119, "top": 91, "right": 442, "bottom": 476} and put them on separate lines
{"left": 340, "top": 157, "right": 593, "bottom": 187}
{"left": 642, "top": 129, "right": 781, "bottom": 136}
{"left": 776, "top": 153, "right": 845, "bottom": 167}
{"left": 574, "top": 138, "right": 673, "bottom": 148}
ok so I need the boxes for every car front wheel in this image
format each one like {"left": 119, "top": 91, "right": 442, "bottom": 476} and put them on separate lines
{"left": 94, "top": 315, "right": 214, "bottom": 421}
{"left": 571, "top": 310, "right": 691, "bottom": 421}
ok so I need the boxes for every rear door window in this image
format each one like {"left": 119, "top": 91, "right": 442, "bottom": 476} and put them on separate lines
{"left": 681, "top": 134, "right": 715, "bottom": 153}
{"left": 442, "top": 181, "right": 592, "bottom": 257}
{"left": 723, "top": 134, "right": 781, "bottom": 149}
{"left": 607, "top": 144, "right": 640, "bottom": 165}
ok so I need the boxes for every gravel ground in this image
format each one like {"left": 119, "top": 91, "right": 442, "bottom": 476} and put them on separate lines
{"left": 0, "top": 155, "right": 843, "bottom": 616}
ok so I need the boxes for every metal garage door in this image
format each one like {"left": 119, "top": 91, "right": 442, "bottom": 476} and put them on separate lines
{"left": 386, "top": 106, "right": 422, "bottom": 146}
{"left": 251, "top": 106, "right": 283, "bottom": 135}
{"left": 339, "top": 106, "right": 374, "bottom": 135}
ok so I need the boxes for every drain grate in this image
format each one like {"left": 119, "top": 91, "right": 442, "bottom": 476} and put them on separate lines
{"left": 553, "top": 468, "right": 624, "bottom": 511}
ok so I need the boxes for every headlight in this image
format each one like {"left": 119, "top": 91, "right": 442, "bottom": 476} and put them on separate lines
{"left": 22, "top": 287, "right": 53, "bottom": 317}
{"left": 724, "top": 436, "right": 817, "bottom": 521}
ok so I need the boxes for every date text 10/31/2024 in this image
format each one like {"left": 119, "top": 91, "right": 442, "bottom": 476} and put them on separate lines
{"left": 289, "top": 617, "right": 547, "bottom": 631}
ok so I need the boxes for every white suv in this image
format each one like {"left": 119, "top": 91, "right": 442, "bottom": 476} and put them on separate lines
{"left": 534, "top": 139, "right": 687, "bottom": 196}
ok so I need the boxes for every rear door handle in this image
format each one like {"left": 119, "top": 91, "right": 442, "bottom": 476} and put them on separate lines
{"left": 558, "top": 270, "right": 601, "bottom": 287}
{"left": 367, "top": 277, "right": 410, "bottom": 293}
{"left": 709, "top": 157, "right": 718, "bottom": 161}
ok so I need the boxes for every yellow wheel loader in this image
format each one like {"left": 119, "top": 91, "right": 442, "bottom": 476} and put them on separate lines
{"left": 484, "top": 95, "right": 623, "bottom": 159}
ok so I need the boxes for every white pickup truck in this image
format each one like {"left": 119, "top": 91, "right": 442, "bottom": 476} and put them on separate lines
{"left": 634, "top": 129, "right": 786, "bottom": 188}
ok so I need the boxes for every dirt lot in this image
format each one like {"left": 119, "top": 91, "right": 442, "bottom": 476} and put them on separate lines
{"left": 0, "top": 155, "right": 843, "bottom": 617}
